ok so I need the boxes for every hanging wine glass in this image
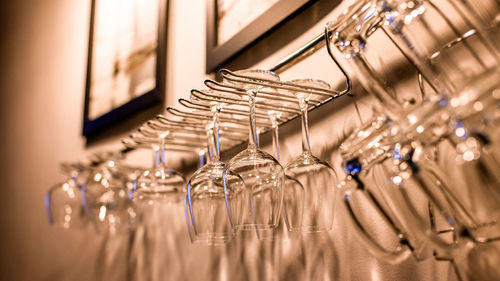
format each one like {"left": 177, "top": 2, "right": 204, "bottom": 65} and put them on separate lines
{"left": 337, "top": 114, "right": 453, "bottom": 264}
{"left": 184, "top": 149, "right": 209, "bottom": 243}
{"left": 84, "top": 157, "right": 138, "bottom": 235}
{"left": 186, "top": 104, "right": 243, "bottom": 245}
{"left": 257, "top": 110, "right": 304, "bottom": 241}
{"left": 182, "top": 85, "right": 302, "bottom": 240}
{"left": 223, "top": 69, "right": 285, "bottom": 231}
{"left": 108, "top": 150, "right": 148, "bottom": 201}
{"left": 160, "top": 100, "right": 249, "bottom": 244}
{"left": 284, "top": 79, "right": 338, "bottom": 233}
{"left": 182, "top": 87, "right": 283, "bottom": 242}
{"left": 133, "top": 126, "right": 187, "bottom": 204}
{"left": 45, "top": 162, "right": 89, "bottom": 229}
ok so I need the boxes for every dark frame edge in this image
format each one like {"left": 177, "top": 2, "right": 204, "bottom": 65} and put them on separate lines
{"left": 82, "top": 0, "right": 169, "bottom": 137}
{"left": 205, "top": 0, "right": 316, "bottom": 73}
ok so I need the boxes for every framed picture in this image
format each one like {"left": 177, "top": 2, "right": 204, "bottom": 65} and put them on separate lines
{"left": 83, "top": 0, "right": 168, "bottom": 136}
{"left": 206, "top": 0, "right": 331, "bottom": 73}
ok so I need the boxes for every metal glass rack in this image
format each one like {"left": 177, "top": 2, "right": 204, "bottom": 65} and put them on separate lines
{"left": 94, "top": 24, "right": 352, "bottom": 165}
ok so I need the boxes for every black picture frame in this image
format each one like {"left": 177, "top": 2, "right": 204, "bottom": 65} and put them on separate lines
{"left": 206, "top": 0, "right": 336, "bottom": 73}
{"left": 83, "top": 0, "right": 168, "bottom": 136}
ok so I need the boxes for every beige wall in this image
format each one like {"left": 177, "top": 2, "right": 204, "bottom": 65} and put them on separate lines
{"left": 1, "top": 1, "right": 94, "bottom": 280}
{"left": 0, "top": 0, "right": 455, "bottom": 280}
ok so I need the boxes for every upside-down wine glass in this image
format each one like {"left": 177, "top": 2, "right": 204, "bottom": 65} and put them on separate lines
{"left": 284, "top": 79, "right": 338, "bottom": 233}
{"left": 45, "top": 162, "right": 89, "bottom": 229}
{"left": 84, "top": 157, "right": 138, "bottom": 235}
{"left": 223, "top": 69, "right": 285, "bottom": 231}
{"left": 256, "top": 109, "right": 305, "bottom": 241}
{"left": 186, "top": 103, "right": 243, "bottom": 245}
{"left": 184, "top": 149, "right": 209, "bottom": 243}
{"left": 133, "top": 128, "right": 187, "bottom": 204}
{"left": 192, "top": 85, "right": 304, "bottom": 239}
{"left": 186, "top": 86, "right": 300, "bottom": 240}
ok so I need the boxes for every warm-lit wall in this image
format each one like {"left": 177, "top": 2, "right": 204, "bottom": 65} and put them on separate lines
{"left": 0, "top": 0, "right": 456, "bottom": 280}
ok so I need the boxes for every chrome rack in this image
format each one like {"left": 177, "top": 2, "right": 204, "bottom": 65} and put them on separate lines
{"left": 94, "top": 23, "right": 352, "bottom": 164}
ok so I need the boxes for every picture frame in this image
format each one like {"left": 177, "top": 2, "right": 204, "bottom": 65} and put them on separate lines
{"left": 206, "top": 0, "right": 324, "bottom": 73}
{"left": 83, "top": 0, "right": 168, "bottom": 136}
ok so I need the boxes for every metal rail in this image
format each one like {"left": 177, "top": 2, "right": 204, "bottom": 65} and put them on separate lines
{"left": 271, "top": 33, "right": 326, "bottom": 74}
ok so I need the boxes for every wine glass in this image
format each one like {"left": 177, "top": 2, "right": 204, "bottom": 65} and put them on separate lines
{"left": 183, "top": 149, "right": 209, "bottom": 243}
{"left": 256, "top": 110, "right": 305, "bottom": 241}
{"left": 183, "top": 86, "right": 290, "bottom": 239}
{"left": 84, "top": 157, "right": 138, "bottom": 235}
{"left": 143, "top": 104, "right": 246, "bottom": 244}
{"left": 132, "top": 127, "right": 187, "bottom": 204}
{"left": 186, "top": 104, "right": 244, "bottom": 245}
{"left": 222, "top": 69, "right": 285, "bottom": 231}
{"left": 337, "top": 113, "right": 460, "bottom": 264}
{"left": 188, "top": 85, "right": 303, "bottom": 239}
{"left": 45, "top": 162, "right": 89, "bottom": 229}
{"left": 284, "top": 79, "right": 338, "bottom": 233}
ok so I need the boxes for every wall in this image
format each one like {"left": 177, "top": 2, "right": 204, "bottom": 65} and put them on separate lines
{"left": 0, "top": 1, "right": 96, "bottom": 280}
{"left": 0, "top": 0, "right": 456, "bottom": 280}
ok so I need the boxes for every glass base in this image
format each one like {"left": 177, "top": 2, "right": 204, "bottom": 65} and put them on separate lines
{"left": 192, "top": 233, "right": 233, "bottom": 246}
{"left": 290, "top": 225, "right": 332, "bottom": 234}
{"left": 234, "top": 224, "right": 276, "bottom": 231}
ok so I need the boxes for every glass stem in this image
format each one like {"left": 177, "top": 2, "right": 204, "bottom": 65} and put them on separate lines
{"left": 198, "top": 150, "right": 207, "bottom": 167}
{"left": 248, "top": 90, "right": 259, "bottom": 148}
{"left": 213, "top": 108, "right": 222, "bottom": 161}
{"left": 207, "top": 107, "right": 222, "bottom": 162}
{"left": 206, "top": 127, "right": 215, "bottom": 162}
{"left": 152, "top": 145, "right": 160, "bottom": 168}
{"left": 159, "top": 137, "right": 167, "bottom": 166}
{"left": 269, "top": 113, "right": 280, "bottom": 162}
{"left": 299, "top": 97, "right": 312, "bottom": 155}
{"left": 70, "top": 170, "right": 78, "bottom": 181}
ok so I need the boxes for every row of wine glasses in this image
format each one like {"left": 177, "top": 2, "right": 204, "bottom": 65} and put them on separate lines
{"left": 181, "top": 68, "right": 350, "bottom": 245}
{"left": 45, "top": 116, "right": 243, "bottom": 235}
{"left": 45, "top": 65, "right": 351, "bottom": 243}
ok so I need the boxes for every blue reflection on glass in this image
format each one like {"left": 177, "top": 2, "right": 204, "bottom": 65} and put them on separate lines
{"left": 45, "top": 193, "right": 53, "bottom": 225}
{"left": 344, "top": 158, "right": 362, "bottom": 175}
